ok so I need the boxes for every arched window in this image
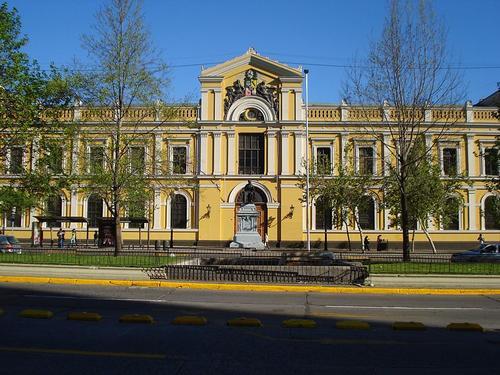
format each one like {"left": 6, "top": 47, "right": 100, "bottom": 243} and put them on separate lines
{"left": 171, "top": 194, "right": 187, "bottom": 229}
{"left": 87, "top": 194, "right": 103, "bottom": 228}
{"left": 484, "top": 195, "right": 500, "bottom": 230}
{"left": 315, "top": 196, "right": 332, "bottom": 230}
{"left": 358, "top": 196, "right": 375, "bottom": 230}
{"left": 46, "top": 195, "right": 62, "bottom": 228}
{"left": 443, "top": 197, "right": 460, "bottom": 230}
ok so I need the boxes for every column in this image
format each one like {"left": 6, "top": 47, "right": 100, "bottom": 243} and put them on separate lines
{"left": 214, "top": 88, "right": 222, "bottom": 121}
{"left": 466, "top": 135, "right": 476, "bottom": 177}
{"left": 467, "top": 189, "right": 477, "bottom": 230}
{"left": 281, "top": 89, "right": 289, "bottom": 121}
{"left": 383, "top": 134, "right": 391, "bottom": 176}
{"left": 339, "top": 132, "right": 348, "bottom": 167}
{"left": 227, "top": 132, "right": 235, "bottom": 175}
{"left": 153, "top": 189, "right": 162, "bottom": 229}
{"left": 281, "top": 131, "right": 289, "bottom": 175}
{"left": 200, "top": 89, "right": 209, "bottom": 121}
{"left": 70, "top": 188, "right": 78, "bottom": 228}
{"left": 295, "top": 131, "right": 304, "bottom": 175}
{"left": 71, "top": 133, "right": 79, "bottom": 174}
{"left": 154, "top": 133, "right": 162, "bottom": 175}
{"left": 267, "top": 130, "right": 276, "bottom": 175}
{"left": 213, "top": 132, "right": 221, "bottom": 175}
{"left": 295, "top": 90, "right": 303, "bottom": 121}
{"left": 199, "top": 132, "right": 208, "bottom": 174}
{"left": 465, "top": 101, "right": 473, "bottom": 122}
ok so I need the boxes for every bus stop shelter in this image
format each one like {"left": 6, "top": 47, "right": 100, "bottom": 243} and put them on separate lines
{"left": 97, "top": 217, "right": 150, "bottom": 247}
{"left": 33, "top": 216, "right": 89, "bottom": 246}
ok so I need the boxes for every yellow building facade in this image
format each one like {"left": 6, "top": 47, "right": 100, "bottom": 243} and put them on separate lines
{"left": 4, "top": 49, "right": 500, "bottom": 250}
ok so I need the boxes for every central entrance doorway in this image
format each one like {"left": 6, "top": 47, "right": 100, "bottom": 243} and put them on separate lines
{"left": 235, "top": 186, "right": 267, "bottom": 241}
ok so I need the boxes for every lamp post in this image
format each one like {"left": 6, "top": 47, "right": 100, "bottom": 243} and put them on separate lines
{"left": 304, "top": 69, "right": 311, "bottom": 252}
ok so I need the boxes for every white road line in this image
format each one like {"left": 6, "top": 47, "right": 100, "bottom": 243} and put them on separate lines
{"left": 324, "top": 305, "right": 483, "bottom": 310}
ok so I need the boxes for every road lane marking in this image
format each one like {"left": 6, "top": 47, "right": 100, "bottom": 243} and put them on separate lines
{"left": 0, "top": 346, "right": 166, "bottom": 359}
{"left": 324, "top": 305, "right": 483, "bottom": 310}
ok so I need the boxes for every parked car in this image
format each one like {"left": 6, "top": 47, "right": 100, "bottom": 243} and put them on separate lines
{"left": 451, "top": 243, "right": 500, "bottom": 263}
{"left": 0, "top": 235, "right": 22, "bottom": 254}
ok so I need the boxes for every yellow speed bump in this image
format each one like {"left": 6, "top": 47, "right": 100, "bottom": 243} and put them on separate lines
{"left": 446, "top": 322, "right": 484, "bottom": 332}
{"left": 227, "top": 317, "right": 262, "bottom": 328}
{"left": 19, "top": 309, "right": 53, "bottom": 319}
{"left": 172, "top": 315, "right": 207, "bottom": 326}
{"left": 282, "top": 319, "right": 317, "bottom": 328}
{"left": 336, "top": 320, "right": 370, "bottom": 330}
{"left": 67, "top": 312, "right": 102, "bottom": 322}
{"left": 392, "top": 322, "right": 426, "bottom": 331}
{"left": 119, "top": 314, "right": 154, "bottom": 324}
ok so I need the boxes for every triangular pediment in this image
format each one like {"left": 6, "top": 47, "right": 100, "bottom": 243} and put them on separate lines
{"left": 200, "top": 48, "right": 303, "bottom": 81}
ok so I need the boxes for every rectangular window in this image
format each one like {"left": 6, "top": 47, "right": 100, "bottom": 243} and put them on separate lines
{"left": 316, "top": 147, "right": 332, "bottom": 174}
{"left": 442, "top": 148, "right": 457, "bottom": 176}
{"left": 172, "top": 146, "right": 187, "bottom": 174}
{"left": 89, "top": 146, "right": 104, "bottom": 174}
{"left": 130, "top": 147, "right": 145, "bottom": 174}
{"left": 9, "top": 147, "right": 24, "bottom": 174}
{"left": 484, "top": 148, "right": 499, "bottom": 176}
{"left": 358, "top": 147, "right": 374, "bottom": 175}
{"left": 7, "top": 208, "right": 22, "bottom": 227}
{"left": 48, "top": 146, "right": 63, "bottom": 174}
{"left": 238, "top": 134, "right": 264, "bottom": 175}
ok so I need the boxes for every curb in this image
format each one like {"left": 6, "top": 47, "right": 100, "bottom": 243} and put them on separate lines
{"left": 1, "top": 275, "right": 500, "bottom": 295}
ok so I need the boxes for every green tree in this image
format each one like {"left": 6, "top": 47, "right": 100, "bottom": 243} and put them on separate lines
{"left": 304, "top": 149, "right": 372, "bottom": 252}
{"left": 0, "top": 3, "right": 72, "bottom": 225}
{"left": 383, "top": 139, "right": 467, "bottom": 253}
{"left": 343, "top": 0, "right": 464, "bottom": 260}
{"left": 71, "top": 0, "right": 181, "bottom": 254}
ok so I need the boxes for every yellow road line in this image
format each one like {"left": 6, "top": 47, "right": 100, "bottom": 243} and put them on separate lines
{"left": 0, "top": 346, "right": 166, "bottom": 359}
{"left": 0, "top": 275, "right": 499, "bottom": 295}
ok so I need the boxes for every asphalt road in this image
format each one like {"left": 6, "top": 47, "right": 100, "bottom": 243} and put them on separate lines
{"left": 0, "top": 283, "right": 499, "bottom": 374}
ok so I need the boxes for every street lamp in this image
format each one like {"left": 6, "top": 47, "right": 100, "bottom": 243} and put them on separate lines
{"left": 304, "top": 69, "right": 311, "bottom": 252}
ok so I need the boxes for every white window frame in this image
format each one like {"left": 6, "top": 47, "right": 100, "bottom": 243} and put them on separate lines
{"left": 169, "top": 144, "right": 190, "bottom": 175}
{"left": 83, "top": 194, "right": 107, "bottom": 228}
{"left": 42, "top": 195, "right": 67, "bottom": 229}
{"left": 354, "top": 142, "right": 377, "bottom": 175}
{"left": 312, "top": 144, "right": 334, "bottom": 174}
{"left": 47, "top": 145, "right": 66, "bottom": 175}
{"left": 7, "top": 146, "right": 26, "bottom": 175}
{"left": 3, "top": 207, "right": 24, "bottom": 228}
{"left": 166, "top": 191, "right": 191, "bottom": 230}
{"left": 355, "top": 195, "right": 378, "bottom": 231}
{"left": 479, "top": 141, "right": 499, "bottom": 177}
{"left": 440, "top": 195, "right": 463, "bottom": 231}
{"left": 438, "top": 141, "right": 461, "bottom": 176}
{"left": 480, "top": 193, "right": 500, "bottom": 230}
{"left": 86, "top": 143, "right": 107, "bottom": 174}
{"left": 128, "top": 145, "right": 146, "bottom": 175}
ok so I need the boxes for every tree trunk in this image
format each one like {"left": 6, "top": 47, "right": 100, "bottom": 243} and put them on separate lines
{"left": 420, "top": 219, "right": 437, "bottom": 254}
{"left": 400, "top": 188, "right": 411, "bottom": 261}
{"left": 411, "top": 228, "right": 415, "bottom": 253}
{"left": 345, "top": 218, "right": 352, "bottom": 251}
{"left": 114, "top": 212, "right": 122, "bottom": 256}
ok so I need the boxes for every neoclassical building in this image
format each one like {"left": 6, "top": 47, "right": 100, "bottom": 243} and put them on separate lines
{"left": 3, "top": 49, "right": 500, "bottom": 249}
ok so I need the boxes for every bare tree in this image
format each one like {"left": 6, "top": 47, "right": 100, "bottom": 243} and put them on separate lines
{"left": 343, "top": 0, "right": 464, "bottom": 260}
{"left": 72, "top": 0, "right": 182, "bottom": 255}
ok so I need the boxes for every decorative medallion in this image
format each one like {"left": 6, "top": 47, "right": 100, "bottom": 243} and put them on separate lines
{"left": 224, "top": 69, "right": 279, "bottom": 119}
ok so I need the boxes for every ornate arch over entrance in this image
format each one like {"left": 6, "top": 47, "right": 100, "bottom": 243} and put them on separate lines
{"left": 231, "top": 183, "right": 269, "bottom": 241}
{"left": 227, "top": 181, "right": 273, "bottom": 204}
{"left": 226, "top": 96, "right": 276, "bottom": 122}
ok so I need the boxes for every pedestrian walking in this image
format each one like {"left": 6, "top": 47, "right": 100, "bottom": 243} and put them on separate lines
{"left": 264, "top": 233, "right": 269, "bottom": 250}
{"left": 363, "top": 236, "right": 370, "bottom": 252}
{"left": 478, "top": 234, "right": 485, "bottom": 245}
{"left": 57, "top": 228, "right": 65, "bottom": 248}
{"left": 93, "top": 231, "right": 98, "bottom": 246}
{"left": 376, "top": 235, "right": 383, "bottom": 251}
{"left": 70, "top": 228, "right": 77, "bottom": 247}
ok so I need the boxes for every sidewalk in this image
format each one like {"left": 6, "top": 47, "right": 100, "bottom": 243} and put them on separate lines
{"left": 1, "top": 263, "right": 499, "bottom": 294}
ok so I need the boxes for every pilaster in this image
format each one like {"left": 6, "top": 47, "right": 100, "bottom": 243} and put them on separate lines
{"left": 153, "top": 189, "right": 162, "bottom": 229}
{"left": 199, "top": 132, "right": 208, "bottom": 174}
{"left": 213, "top": 132, "right": 222, "bottom": 175}
{"left": 281, "top": 131, "right": 289, "bottom": 175}
{"left": 295, "top": 131, "right": 304, "bottom": 175}
{"left": 267, "top": 131, "right": 276, "bottom": 175}
{"left": 467, "top": 189, "right": 477, "bottom": 230}
{"left": 466, "top": 134, "right": 476, "bottom": 177}
{"left": 227, "top": 132, "right": 235, "bottom": 175}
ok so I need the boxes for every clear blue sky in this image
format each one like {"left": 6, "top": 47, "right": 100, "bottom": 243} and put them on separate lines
{"left": 7, "top": 0, "right": 500, "bottom": 104}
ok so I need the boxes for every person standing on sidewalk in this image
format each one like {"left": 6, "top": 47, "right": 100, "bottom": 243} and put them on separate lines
{"left": 477, "top": 234, "right": 485, "bottom": 245}
{"left": 70, "top": 229, "right": 77, "bottom": 247}
{"left": 57, "top": 228, "right": 65, "bottom": 248}
{"left": 364, "top": 236, "right": 370, "bottom": 252}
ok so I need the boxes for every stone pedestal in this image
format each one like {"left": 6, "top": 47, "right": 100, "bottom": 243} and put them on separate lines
{"left": 230, "top": 204, "right": 265, "bottom": 249}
